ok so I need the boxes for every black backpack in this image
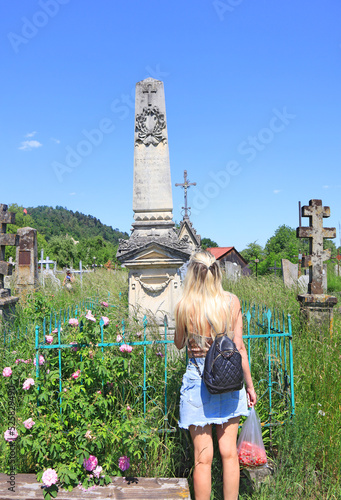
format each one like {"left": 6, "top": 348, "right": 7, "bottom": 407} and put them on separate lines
{"left": 191, "top": 332, "right": 244, "bottom": 395}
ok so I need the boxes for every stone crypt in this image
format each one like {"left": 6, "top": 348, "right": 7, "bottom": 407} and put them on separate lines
{"left": 117, "top": 78, "right": 193, "bottom": 329}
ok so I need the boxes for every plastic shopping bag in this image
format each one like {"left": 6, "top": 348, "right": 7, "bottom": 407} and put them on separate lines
{"left": 237, "top": 407, "right": 267, "bottom": 467}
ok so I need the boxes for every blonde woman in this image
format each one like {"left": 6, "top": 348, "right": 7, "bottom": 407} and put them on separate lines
{"left": 174, "top": 251, "right": 256, "bottom": 500}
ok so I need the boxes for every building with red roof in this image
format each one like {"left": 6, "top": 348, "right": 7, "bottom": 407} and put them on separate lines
{"left": 206, "top": 247, "right": 250, "bottom": 276}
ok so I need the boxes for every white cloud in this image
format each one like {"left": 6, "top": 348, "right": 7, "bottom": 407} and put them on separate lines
{"left": 323, "top": 185, "right": 330, "bottom": 189}
{"left": 25, "top": 131, "right": 37, "bottom": 138}
{"left": 273, "top": 189, "right": 282, "bottom": 194}
{"left": 69, "top": 192, "right": 76, "bottom": 196}
{"left": 18, "top": 140, "right": 42, "bottom": 151}
{"left": 51, "top": 137, "right": 61, "bottom": 144}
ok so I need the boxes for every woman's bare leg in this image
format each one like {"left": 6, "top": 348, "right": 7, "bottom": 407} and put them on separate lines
{"left": 189, "top": 424, "right": 213, "bottom": 500}
{"left": 216, "top": 417, "right": 240, "bottom": 500}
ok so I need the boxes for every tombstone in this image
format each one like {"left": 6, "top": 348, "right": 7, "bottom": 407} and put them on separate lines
{"left": 175, "top": 170, "right": 201, "bottom": 251}
{"left": 117, "top": 78, "right": 192, "bottom": 330}
{"left": 14, "top": 227, "right": 39, "bottom": 294}
{"left": 296, "top": 199, "right": 337, "bottom": 333}
{"left": 225, "top": 261, "right": 241, "bottom": 281}
{"left": 0, "top": 204, "right": 19, "bottom": 321}
{"left": 281, "top": 259, "right": 298, "bottom": 288}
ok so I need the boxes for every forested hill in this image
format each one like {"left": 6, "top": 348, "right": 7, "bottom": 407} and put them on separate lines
{"left": 27, "top": 206, "right": 129, "bottom": 244}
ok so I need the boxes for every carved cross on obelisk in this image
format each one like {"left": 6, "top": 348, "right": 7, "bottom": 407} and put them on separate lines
{"left": 175, "top": 170, "right": 196, "bottom": 220}
{"left": 142, "top": 82, "right": 157, "bottom": 106}
{"left": 296, "top": 199, "right": 336, "bottom": 294}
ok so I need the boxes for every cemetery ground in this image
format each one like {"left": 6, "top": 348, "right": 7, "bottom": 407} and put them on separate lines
{"left": 1, "top": 269, "right": 340, "bottom": 499}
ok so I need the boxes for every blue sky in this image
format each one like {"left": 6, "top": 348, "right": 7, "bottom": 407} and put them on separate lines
{"left": 1, "top": 1, "right": 341, "bottom": 250}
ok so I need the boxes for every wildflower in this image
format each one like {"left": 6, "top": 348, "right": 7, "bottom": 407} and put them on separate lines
{"left": 118, "top": 455, "right": 130, "bottom": 471}
{"left": 33, "top": 355, "right": 45, "bottom": 366}
{"left": 127, "top": 405, "right": 131, "bottom": 410}
{"left": 23, "top": 378, "right": 35, "bottom": 390}
{"left": 63, "top": 388, "right": 67, "bottom": 392}
{"left": 97, "top": 390, "right": 101, "bottom": 394}
{"left": 101, "top": 301, "right": 109, "bottom": 307}
{"left": 156, "top": 351, "right": 164, "bottom": 357}
{"left": 116, "top": 334, "right": 123, "bottom": 343}
{"left": 46, "top": 335, "right": 54, "bottom": 343}
{"left": 72, "top": 370, "right": 81, "bottom": 380}
{"left": 83, "top": 455, "right": 98, "bottom": 471}
{"left": 318, "top": 410, "right": 326, "bottom": 416}
{"left": 85, "top": 310, "right": 96, "bottom": 322}
{"left": 4, "top": 428, "right": 18, "bottom": 442}
{"left": 42, "top": 468, "right": 58, "bottom": 487}
{"left": 69, "top": 318, "right": 79, "bottom": 327}
{"left": 101, "top": 316, "right": 109, "bottom": 326}
{"left": 24, "top": 418, "right": 35, "bottom": 430}
{"left": 93, "top": 466, "right": 103, "bottom": 478}
{"left": 2, "top": 367, "right": 12, "bottom": 377}
{"left": 125, "top": 345, "right": 133, "bottom": 353}
{"left": 136, "top": 331, "right": 142, "bottom": 337}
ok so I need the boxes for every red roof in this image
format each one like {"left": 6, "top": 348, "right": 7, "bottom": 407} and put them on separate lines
{"left": 206, "top": 247, "right": 233, "bottom": 260}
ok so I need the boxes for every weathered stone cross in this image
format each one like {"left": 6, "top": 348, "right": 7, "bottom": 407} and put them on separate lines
{"left": 296, "top": 199, "right": 336, "bottom": 294}
{"left": 175, "top": 170, "right": 197, "bottom": 220}
{"left": 0, "top": 204, "right": 17, "bottom": 293}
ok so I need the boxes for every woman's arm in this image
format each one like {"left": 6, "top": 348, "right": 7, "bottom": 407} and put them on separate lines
{"left": 232, "top": 295, "right": 257, "bottom": 407}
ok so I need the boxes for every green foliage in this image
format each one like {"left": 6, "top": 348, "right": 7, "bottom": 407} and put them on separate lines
{"left": 201, "top": 237, "right": 218, "bottom": 249}
{"left": 27, "top": 205, "right": 128, "bottom": 245}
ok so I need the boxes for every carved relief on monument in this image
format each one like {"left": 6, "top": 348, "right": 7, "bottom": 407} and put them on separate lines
{"left": 135, "top": 106, "right": 167, "bottom": 146}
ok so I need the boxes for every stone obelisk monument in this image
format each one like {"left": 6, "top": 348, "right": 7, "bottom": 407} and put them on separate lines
{"left": 117, "top": 78, "right": 192, "bottom": 329}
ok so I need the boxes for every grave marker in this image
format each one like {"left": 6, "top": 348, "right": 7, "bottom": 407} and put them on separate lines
{"left": 15, "top": 227, "right": 39, "bottom": 294}
{"left": 0, "top": 204, "right": 19, "bottom": 320}
{"left": 296, "top": 199, "right": 337, "bottom": 334}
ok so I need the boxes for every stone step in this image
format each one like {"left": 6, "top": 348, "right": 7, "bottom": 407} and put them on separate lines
{"left": 0, "top": 474, "right": 191, "bottom": 500}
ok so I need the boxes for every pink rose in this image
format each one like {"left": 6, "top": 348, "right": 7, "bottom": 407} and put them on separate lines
{"left": 23, "top": 378, "right": 35, "bottom": 390}
{"left": 83, "top": 455, "right": 98, "bottom": 471}
{"left": 116, "top": 334, "right": 123, "bottom": 343}
{"left": 52, "top": 327, "right": 62, "bottom": 334}
{"left": 33, "top": 355, "right": 45, "bottom": 366}
{"left": 42, "top": 468, "right": 58, "bottom": 487}
{"left": 70, "top": 341, "right": 79, "bottom": 352}
{"left": 101, "top": 316, "right": 109, "bottom": 326}
{"left": 118, "top": 455, "right": 130, "bottom": 471}
{"left": 93, "top": 465, "right": 103, "bottom": 478}
{"left": 45, "top": 335, "right": 54, "bottom": 344}
{"left": 101, "top": 301, "right": 109, "bottom": 307}
{"left": 4, "top": 428, "right": 18, "bottom": 442}
{"left": 69, "top": 318, "right": 79, "bottom": 327}
{"left": 72, "top": 370, "right": 81, "bottom": 380}
{"left": 119, "top": 344, "right": 133, "bottom": 353}
{"left": 24, "top": 418, "right": 35, "bottom": 429}
{"left": 85, "top": 310, "right": 96, "bottom": 322}
{"left": 2, "top": 367, "right": 12, "bottom": 377}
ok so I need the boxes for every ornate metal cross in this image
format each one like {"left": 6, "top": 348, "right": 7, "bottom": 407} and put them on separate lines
{"left": 175, "top": 170, "right": 196, "bottom": 220}
{"left": 297, "top": 199, "right": 336, "bottom": 294}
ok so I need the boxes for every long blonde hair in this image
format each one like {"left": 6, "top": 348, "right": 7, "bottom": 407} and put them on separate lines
{"left": 175, "top": 250, "right": 233, "bottom": 340}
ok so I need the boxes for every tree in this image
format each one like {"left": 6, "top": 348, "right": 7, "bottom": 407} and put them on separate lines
{"left": 240, "top": 242, "right": 265, "bottom": 263}
{"left": 201, "top": 238, "right": 218, "bottom": 250}
{"left": 46, "top": 235, "right": 78, "bottom": 268}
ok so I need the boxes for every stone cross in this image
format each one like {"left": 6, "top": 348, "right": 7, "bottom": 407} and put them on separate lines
{"left": 175, "top": 170, "right": 196, "bottom": 220}
{"left": 296, "top": 199, "right": 336, "bottom": 294}
{"left": 0, "top": 204, "right": 17, "bottom": 293}
{"left": 142, "top": 82, "right": 157, "bottom": 106}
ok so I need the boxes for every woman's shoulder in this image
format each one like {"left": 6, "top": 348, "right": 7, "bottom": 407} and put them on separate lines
{"left": 223, "top": 291, "right": 240, "bottom": 305}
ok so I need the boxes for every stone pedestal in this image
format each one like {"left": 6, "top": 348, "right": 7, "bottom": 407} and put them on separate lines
{"left": 0, "top": 290, "right": 19, "bottom": 323}
{"left": 14, "top": 227, "right": 39, "bottom": 294}
{"left": 297, "top": 294, "right": 338, "bottom": 336}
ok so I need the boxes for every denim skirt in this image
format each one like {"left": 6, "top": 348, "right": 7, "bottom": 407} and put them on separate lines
{"left": 179, "top": 358, "right": 249, "bottom": 430}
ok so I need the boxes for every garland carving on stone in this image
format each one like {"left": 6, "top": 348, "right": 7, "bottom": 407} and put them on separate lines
{"left": 135, "top": 106, "right": 167, "bottom": 146}
{"left": 135, "top": 275, "right": 171, "bottom": 294}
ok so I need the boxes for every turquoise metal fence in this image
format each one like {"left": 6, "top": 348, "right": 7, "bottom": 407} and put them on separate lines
{"left": 31, "top": 302, "right": 295, "bottom": 428}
